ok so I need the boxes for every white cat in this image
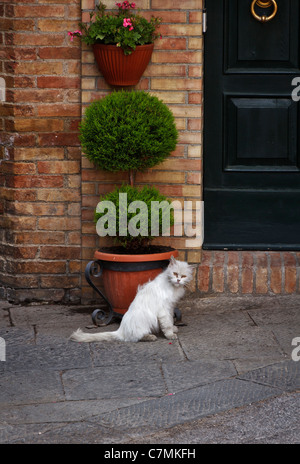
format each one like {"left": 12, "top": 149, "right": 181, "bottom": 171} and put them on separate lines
{"left": 70, "top": 257, "right": 194, "bottom": 343}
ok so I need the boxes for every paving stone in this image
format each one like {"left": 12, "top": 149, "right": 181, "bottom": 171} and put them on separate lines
{"left": 91, "top": 337, "right": 185, "bottom": 366}
{"left": 9, "top": 305, "right": 94, "bottom": 334}
{"left": 0, "top": 301, "right": 13, "bottom": 310}
{"left": 232, "top": 355, "right": 289, "bottom": 375}
{"left": 162, "top": 360, "right": 237, "bottom": 392}
{"left": 0, "top": 420, "right": 126, "bottom": 444}
{"left": 180, "top": 325, "right": 283, "bottom": 362}
{"left": 177, "top": 304, "right": 285, "bottom": 363}
{"left": 0, "top": 327, "right": 35, "bottom": 346}
{"left": 247, "top": 304, "right": 300, "bottom": 327}
{"left": 0, "top": 398, "right": 148, "bottom": 425}
{"left": 0, "top": 308, "right": 10, "bottom": 328}
{"left": 271, "top": 327, "right": 299, "bottom": 357}
{"left": 180, "top": 304, "right": 253, "bottom": 335}
{"left": 238, "top": 360, "right": 300, "bottom": 392}
{"left": 246, "top": 305, "right": 300, "bottom": 356}
{"left": 0, "top": 341, "right": 91, "bottom": 372}
{"left": 62, "top": 363, "right": 166, "bottom": 401}
{"left": 129, "top": 391, "right": 300, "bottom": 444}
{"left": 0, "top": 370, "right": 65, "bottom": 405}
{"left": 88, "top": 378, "right": 282, "bottom": 435}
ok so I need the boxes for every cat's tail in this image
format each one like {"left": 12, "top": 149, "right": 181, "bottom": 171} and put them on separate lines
{"left": 69, "top": 328, "right": 122, "bottom": 343}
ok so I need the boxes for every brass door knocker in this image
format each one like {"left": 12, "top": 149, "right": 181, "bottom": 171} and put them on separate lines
{"left": 251, "top": 0, "right": 278, "bottom": 23}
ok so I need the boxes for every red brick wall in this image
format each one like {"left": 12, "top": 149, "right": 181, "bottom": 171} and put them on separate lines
{"left": 0, "top": 0, "right": 204, "bottom": 304}
{"left": 0, "top": 0, "right": 82, "bottom": 303}
{"left": 198, "top": 251, "right": 300, "bottom": 295}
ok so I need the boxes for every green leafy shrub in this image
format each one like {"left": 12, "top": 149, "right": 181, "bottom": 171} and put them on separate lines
{"left": 80, "top": 89, "right": 178, "bottom": 251}
{"left": 79, "top": 90, "right": 178, "bottom": 176}
{"left": 95, "top": 184, "right": 174, "bottom": 250}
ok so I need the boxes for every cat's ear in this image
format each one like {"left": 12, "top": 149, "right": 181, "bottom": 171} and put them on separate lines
{"left": 188, "top": 263, "right": 198, "bottom": 269}
{"left": 169, "top": 255, "right": 177, "bottom": 265}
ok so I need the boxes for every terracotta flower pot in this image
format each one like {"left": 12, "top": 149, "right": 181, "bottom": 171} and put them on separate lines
{"left": 93, "top": 247, "right": 178, "bottom": 316}
{"left": 92, "top": 43, "right": 154, "bottom": 86}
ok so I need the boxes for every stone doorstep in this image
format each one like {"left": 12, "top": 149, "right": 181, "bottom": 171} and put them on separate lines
{"left": 197, "top": 250, "right": 300, "bottom": 296}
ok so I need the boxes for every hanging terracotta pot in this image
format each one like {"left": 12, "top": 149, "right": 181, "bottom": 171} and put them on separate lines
{"left": 92, "top": 43, "right": 154, "bottom": 86}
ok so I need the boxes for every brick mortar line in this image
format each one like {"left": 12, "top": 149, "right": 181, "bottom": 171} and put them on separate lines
{"left": 208, "top": 250, "right": 213, "bottom": 294}
{"left": 223, "top": 251, "right": 229, "bottom": 293}
{"left": 280, "top": 252, "right": 285, "bottom": 294}
{"left": 266, "top": 252, "right": 271, "bottom": 294}
{"left": 252, "top": 252, "right": 257, "bottom": 294}
{"left": 238, "top": 250, "right": 242, "bottom": 294}
{"left": 295, "top": 252, "right": 300, "bottom": 293}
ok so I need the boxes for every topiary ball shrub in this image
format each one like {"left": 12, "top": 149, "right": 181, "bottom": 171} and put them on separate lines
{"left": 94, "top": 184, "right": 174, "bottom": 250}
{"left": 79, "top": 90, "right": 178, "bottom": 173}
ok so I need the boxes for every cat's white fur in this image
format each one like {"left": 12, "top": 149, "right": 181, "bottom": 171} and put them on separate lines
{"left": 70, "top": 257, "right": 194, "bottom": 343}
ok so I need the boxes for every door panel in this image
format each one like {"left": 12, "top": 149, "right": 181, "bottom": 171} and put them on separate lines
{"left": 225, "top": 97, "right": 298, "bottom": 171}
{"left": 226, "top": 0, "right": 299, "bottom": 71}
{"left": 204, "top": 0, "right": 300, "bottom": 250}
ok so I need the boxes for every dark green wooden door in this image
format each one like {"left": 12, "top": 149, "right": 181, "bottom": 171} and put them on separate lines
{"left": 203, "top": 0, "right": 300, "bottom": 250}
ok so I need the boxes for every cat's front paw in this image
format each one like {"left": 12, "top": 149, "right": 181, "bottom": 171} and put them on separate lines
{"left": 165, "top": 332, "right": 178, "bottom": 340}
{"left": 140, "top": 334, "right": 157, "bottom": 342}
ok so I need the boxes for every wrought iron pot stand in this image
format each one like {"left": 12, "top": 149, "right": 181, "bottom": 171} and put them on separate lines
{"left": 85, "top": 258, "right": 182, "bottom": 327}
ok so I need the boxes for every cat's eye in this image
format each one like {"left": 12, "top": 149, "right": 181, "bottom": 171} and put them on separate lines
{"left": 182, "top": 275, "right": 186, "bottom": 278}
{"left": 173, "top": 272, "right": 178, "bottom": 277}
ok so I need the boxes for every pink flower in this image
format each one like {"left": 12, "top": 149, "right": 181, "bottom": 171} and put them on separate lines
{"left": 123, "top": 17, "right": 134, "bottom": 30}
{"left": 68, "top": 30, "right": 82, "bottom": 41}
{"left": 117, "top": 1, "right": 135, "bottom": 9}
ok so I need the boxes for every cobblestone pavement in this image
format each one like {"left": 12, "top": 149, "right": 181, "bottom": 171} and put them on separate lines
{"left": 0, "top": 294, "right": 299, "bottom": 444}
